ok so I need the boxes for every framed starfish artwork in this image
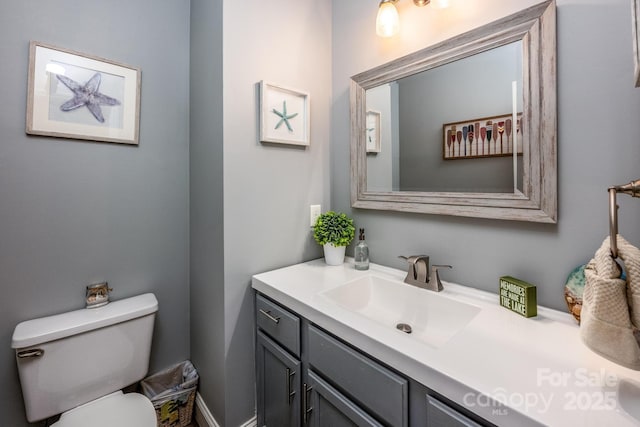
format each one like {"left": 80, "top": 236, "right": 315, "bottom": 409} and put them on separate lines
{"left": 26, "top": 41, "right": 141, "bottom": 145}
{"left": 259, "top": 81, "right": 310, "bottom": 146}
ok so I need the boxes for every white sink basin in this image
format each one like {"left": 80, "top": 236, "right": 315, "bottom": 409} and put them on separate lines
{"left": 321, "top": 274, "right": 481, "bottom": 348}
{"left": 619, "top": 379, "right": 640, "bottom": 422}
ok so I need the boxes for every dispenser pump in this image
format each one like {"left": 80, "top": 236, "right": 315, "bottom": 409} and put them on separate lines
{"left": 354, "top": 228, "right": 370, "bottom": 271}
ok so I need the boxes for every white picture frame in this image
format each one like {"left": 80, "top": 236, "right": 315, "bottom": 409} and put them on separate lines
{"left": 26, "top": 41, "right": 141, "bottom": 145}
{"left": 259, "top": 81, "right": 310, "bottom": 146}
{"left": 365, "top": 110, "right": 381, "bottom": 153}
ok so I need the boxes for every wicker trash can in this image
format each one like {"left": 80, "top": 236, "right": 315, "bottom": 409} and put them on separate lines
{"left": 141, "top": 360, "right": 199, "bottom": 427}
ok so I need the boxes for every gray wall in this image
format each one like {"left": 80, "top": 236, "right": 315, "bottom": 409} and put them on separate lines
{"left": 222, "top": 1, "right": 331, "bottom": 423}
{"left": 398, "top": 42, "right": 522, "bottom": 192}
{"left": 190, "top": 0, "right": 226, "bottom": 424}
{"left": 333, "top": 0, "right": 640, "bottom": 312}
{"left": 189, "top": 0, "right": 332, "bottom": 425}
{"left": 0, "top": 2, "right": 190, "bottom": 426}
{"left": 4, "top": 2, "right": 639, "bottom": 426}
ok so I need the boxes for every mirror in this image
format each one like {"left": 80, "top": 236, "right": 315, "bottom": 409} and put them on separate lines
{"left": 366, "top": 41, "right": 523, "bottom": 194}
{"left": 351, "top": 0, "right": 556, "bottom": 223}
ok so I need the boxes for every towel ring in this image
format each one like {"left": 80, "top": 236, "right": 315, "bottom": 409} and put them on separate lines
{"left": 608, "top": 179, "right": 640, "bottom": 258}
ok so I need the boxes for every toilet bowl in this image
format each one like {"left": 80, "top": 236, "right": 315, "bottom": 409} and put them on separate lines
{"left": 52, "top": 391, "right": 156, "bottom": 427}
{"left": 12, "top": 293, "right": 158, "bottom": 425}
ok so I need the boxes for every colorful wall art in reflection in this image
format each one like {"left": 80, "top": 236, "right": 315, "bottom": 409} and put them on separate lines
{"left": 443, "top": 113, "right": 523, "bottom": 160}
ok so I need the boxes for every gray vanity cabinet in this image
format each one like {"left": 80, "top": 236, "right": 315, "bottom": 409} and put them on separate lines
{"left": 255, "top": 292, "right": 492, "bottom": 427}
{"left": 255, "top": 294, "right": 302, "bottom": 427}
{"left": 255, "top": 293, "right": 394, "bottom": 426}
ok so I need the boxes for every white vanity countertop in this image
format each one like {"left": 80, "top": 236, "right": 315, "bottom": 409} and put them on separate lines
{"left": 252, "top": 259, "right": 640, "bottom": 427}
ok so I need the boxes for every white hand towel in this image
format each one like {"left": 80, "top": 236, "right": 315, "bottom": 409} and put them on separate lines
{"left": 615, "top": 235, "right": 640, "bottom": 343}
{"left": 580, "top": 237, "right": 640, "bottom": 370}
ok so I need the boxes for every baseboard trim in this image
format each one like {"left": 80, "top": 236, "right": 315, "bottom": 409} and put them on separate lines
{"left": 194, "top": 392, "right": 257, "bottom": 427}
{"left": 195, "top": 392, "right": 219, "bottom": 427}
{"left": 239, "top": 416, "right": 258, "bottom": 427}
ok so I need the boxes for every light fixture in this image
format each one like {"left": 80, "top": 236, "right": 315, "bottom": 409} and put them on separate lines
{"left": 376, "top": 0, "right": 449, "bottom": 38}
{"left": 376, "top": 0, "right": 400, "bottom": 38}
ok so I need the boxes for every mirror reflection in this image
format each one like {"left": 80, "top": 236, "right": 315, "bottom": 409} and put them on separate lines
{"left": 351, "top": 0, "right": 556, "bottom": 222}
{"left": 366, "top": 41, "right": 523, "bottom": 194}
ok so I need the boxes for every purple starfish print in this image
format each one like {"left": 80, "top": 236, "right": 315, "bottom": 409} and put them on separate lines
{"left": 56, "top": 72, "right": 120, "bottom": 123}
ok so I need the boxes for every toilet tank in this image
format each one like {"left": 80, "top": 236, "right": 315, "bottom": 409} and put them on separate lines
{"left": 11, "top": 293, "right": 158, "bottom": 422}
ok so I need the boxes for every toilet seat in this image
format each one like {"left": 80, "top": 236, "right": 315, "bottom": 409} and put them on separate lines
{"left": 52, "top": 391, "right": 156, "bottom": 427}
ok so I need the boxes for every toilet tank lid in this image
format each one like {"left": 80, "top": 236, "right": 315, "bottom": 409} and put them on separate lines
{"left": 12, "top": 293, "right": 158, "bottom": 349}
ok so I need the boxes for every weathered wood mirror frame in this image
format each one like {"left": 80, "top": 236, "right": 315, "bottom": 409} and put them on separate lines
{"left": 350, "top": 0, "right": 556, "bottom": 223}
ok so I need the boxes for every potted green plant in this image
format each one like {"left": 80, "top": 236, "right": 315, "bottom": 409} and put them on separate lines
{"left": 313, "top": 211, "right": 355, "bottom": 265}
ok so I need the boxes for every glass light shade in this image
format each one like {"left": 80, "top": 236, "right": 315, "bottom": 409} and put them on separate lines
{"left": 376, "top": 2, "right": 400, "bottom": 37}
{"left": 432, "top": 0, "right": 450, "bottom": 9}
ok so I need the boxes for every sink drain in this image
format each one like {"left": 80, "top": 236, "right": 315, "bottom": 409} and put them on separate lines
{"left": 396, "top": 323, "right": 412, "bottom": 334}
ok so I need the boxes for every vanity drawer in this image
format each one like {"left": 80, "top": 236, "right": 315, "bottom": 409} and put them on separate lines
{"left": 256, "top": 294, "right": 300, "bottom": 357}
{"left": 308, "top": 325, "right": 408, "bottom": 427}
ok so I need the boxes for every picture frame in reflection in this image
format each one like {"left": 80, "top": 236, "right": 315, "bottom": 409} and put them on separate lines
{"left": 365, "top": 110, "right": 381, "bottom": 153}
{"left": 443, "top": 112, "right": 523, "bottom": 160}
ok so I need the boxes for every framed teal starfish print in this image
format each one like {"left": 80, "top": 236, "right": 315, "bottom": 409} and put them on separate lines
{"left": 26, "top": 41, "right": 141, "bottom": 145}
{"left": 259, "top": 81, "right": 310, "bottom": 146}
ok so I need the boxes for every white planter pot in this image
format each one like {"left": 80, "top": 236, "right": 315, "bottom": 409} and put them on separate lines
{"left": 323, "top": 243, "right": 346, "bottom": 266}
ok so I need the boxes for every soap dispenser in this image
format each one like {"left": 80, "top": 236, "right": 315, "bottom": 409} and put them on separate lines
{"left": 354, "top": 228, "right": 370, "bottom": 270}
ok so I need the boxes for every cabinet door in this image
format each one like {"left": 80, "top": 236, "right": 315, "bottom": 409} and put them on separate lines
{"left": 256, "top": 331, "right": 301, "bottom": 427}
{"left": 305, "top": 370, "right": 383, "bottom": 427}
{"left": 426, "top": 395, "right": 483, "bottom": 427}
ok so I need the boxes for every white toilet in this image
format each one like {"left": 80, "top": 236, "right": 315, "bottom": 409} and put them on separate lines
{"left": 11, "top": 293, "right": 159, "bottom": 426}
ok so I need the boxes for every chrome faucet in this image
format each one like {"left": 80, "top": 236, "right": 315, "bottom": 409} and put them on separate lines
{"left": 398, "top": 255, "right": 452, "bottom": 292}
